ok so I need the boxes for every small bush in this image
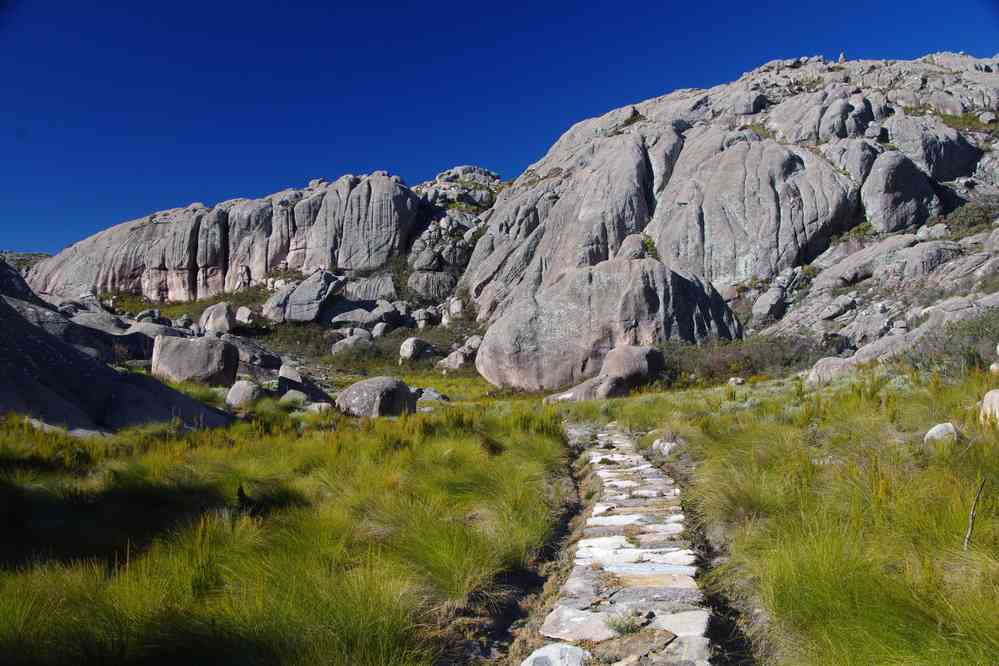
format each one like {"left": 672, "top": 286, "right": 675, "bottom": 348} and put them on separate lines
{"left": 935, "top": 197, "right": 999, "bottom": 240}
{"left": 746, "top": 122, "right": 774, "bottom": 140}
{"left": 605, "top": 613, "right": 643, "bottom": 635}
{"left": 660, "top": 336, "right": 830, "bottom": 387}
{"left": 846, "top": 221, "right": 874, "bottom": 240}
{"left": 904, "top": 307, "right": 999, "bottom": 374}
{"left": 641, "top": 235, "right": 660, "bottom": 260}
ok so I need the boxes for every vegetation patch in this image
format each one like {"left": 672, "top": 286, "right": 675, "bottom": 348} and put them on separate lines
{"left": 658, "top": 336, "right": 831, "bottom": 388}
{"left": 938, "top": 112, "right": 999, "bottom": 141}
{"left": 0, "top": 402, "right": 570, "bottom": 665}
{"left": 745, "top": 122, "right": 774, "bottom": 140}
{"left": 641, "top": 234, "right": 659, "bottom": 260}
{"left": 103, "top": 286, "right": 271, "bottom": 322}
{"left": 934, "top": 196, "right": 999, "bottom": 240}
{"left": 902, "top": 306, "right": 999, "bottom": 375}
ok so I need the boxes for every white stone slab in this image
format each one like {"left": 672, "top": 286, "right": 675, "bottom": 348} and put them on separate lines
{"left": 651, "top": 609, "right": 710, "bottom": 637}
{"left": 587, "top": 514, "right": 647, "bottom": 527}
{"left": 540, "top": 605, "right": 616, "bottom": 642}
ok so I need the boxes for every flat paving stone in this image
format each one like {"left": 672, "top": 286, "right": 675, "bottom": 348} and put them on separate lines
{"left": 616, "top": 572, "right": 699, "bottom": 590}
{"left": 592, "top": 502, "right": 617, "bottom": 515}
{"left": 577, "top": 535, "right": 633, "bottom": 550}
{"left": 605, "top": 479, "right": 640, "bottom": 488}
{"left": 608, "top": 586, "right": 699, "bottom": 604}
{"left": 587, "top": 514, "right": 648, "bottom": 527}
{"left": 639, "top": 523, "right": 684, "bottom": 535}
{"left": 604, "top": 563, "right": 699, "bottom": 578}
{"left": 651, "top": 610, "right": 710, "bottom": 637}
{"left": 519, "top": 643, "right": 592, "bottom": 666}
{"left": 540, "top": 605, "right": 617, "bottom": 642}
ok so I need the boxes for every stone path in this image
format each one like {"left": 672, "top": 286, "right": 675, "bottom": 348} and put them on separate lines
{"left": 520, "top": 424, "right": 711, "bottom": 666}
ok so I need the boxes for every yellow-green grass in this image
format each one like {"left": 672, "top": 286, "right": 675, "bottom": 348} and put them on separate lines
{"left": 559, "top": 370, "right": 999, "bottom": 664}
{"left": 102, "top": 287, "right": 271, "bottom": 322}
{"left": 0, "top": 402, "right": 569, "bottom": 665}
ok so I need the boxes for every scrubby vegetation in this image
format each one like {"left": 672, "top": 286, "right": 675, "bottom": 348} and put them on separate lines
{"left": 938, "top": 111, "right": 999, "bottom": 141}
{"left": 659, "top": 335, "right": 830, "bottom": 387}
{"left": 903, "top": 306, "right": 999, "bottom": 375}
{"left": 934, "top": 195, "right": 999, "bottom": 240}
{"left": 103, "top": 286, "right": 271, "bottom": 322}
{"left": 559, "top": 337, "right": 999, "bottom": 664}
{"left": 0, "top": 403, "right": 569, "bottom": 665}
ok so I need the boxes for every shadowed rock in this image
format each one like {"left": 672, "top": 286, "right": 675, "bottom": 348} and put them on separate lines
{"left": 0, "top": 297, "right": 231, "bottom": 434}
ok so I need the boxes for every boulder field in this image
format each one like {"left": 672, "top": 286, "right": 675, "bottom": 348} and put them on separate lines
{"left": 18, "top": 51, "right": 999, "bottom": 392}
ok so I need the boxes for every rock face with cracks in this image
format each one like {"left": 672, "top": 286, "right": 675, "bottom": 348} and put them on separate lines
{"left": 28, "top": 172, "right": 421, "bottom": 304}
{"left": 460, "top": 52, "right": 995, "bottom": 323}
{"left": 476, "top": 259, "right": 739, "bottom": 391}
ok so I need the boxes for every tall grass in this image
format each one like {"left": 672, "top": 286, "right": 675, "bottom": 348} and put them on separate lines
{"left": 0, "top": 403, "right": 568, "bottom": 665}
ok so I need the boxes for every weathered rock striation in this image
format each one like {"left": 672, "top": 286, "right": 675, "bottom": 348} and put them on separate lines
{"left": 28, "top": 172, "right": 422, "bottom": 304}
{"left": 476, "top": 259, "right": 739, "bottom": 391}
{"left": 461, "top": 52, "right": 997, "bottom": 323}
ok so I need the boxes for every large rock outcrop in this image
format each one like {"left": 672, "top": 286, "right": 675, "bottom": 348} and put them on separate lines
{"left": 28, "top": 172, "right": 422, "bottom": 304}
{"left": 459, "top": 53, "right": 997, "bottom": 322}
{"left": 475, "top": 258, "right": 740, "bottom": 391}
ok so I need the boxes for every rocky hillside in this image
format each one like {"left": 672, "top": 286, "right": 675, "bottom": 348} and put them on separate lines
{"left": 464, "top": 52, "right": 997, "bottom": 315}
{"left": 464, "top": 51, "right": 999, "bottom": 386}
{"left": 25, "top": 51, "right": 999, "bottom": 390}
{"left": 27, "top": 166, "right": 504, "bottom": 305}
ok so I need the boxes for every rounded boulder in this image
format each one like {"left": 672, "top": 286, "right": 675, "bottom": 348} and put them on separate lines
{"left": 151, "top": 335, "right": 239, "bottom": 387}
{"left": 335, "top": 376, "right": 417, "bottom": 417}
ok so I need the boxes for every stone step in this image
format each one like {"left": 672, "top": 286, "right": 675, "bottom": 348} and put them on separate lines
{"left": 603, "top": 562, "right": 699, "bottom": 578}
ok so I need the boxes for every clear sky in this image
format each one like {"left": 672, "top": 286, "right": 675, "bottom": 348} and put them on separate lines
{"left": 3, "top": 0, "right": 998, "bottom": 253}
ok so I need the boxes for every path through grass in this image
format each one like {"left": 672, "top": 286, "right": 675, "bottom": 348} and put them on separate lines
{"left": 559, "top": 370, "right": 999, "bottom": 665}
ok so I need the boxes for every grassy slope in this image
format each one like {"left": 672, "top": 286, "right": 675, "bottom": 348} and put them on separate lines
{"left": 0, "top": 403, "right": 568, "bottom": 666}
{"left": 560, "top": 370, "right": 999, "bottom": 665}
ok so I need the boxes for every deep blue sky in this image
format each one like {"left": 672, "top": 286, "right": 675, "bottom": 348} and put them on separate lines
{"left": 3, "top": 1, "right": 998, "bottom": 253}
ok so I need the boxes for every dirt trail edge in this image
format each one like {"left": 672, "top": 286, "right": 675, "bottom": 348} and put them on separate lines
{"left": 518, "top": 422, "right": 712, "bottom": 665}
